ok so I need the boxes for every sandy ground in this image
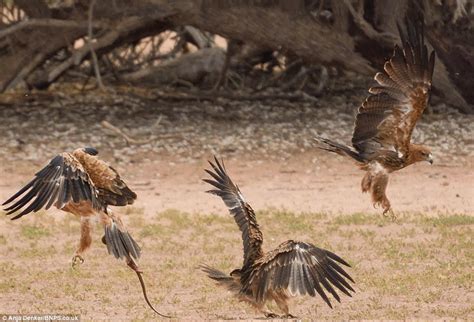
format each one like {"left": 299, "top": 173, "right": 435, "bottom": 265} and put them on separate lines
{"left": 0, "top": 91, "right": 473, "bottom": 320}
{"left": 1, "top": 152, "right": 473, "bottom": 217}
{"left": 0, "top": 152, "right": 473, "bottom": 320}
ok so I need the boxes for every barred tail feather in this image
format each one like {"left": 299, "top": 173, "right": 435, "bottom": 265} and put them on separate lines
{"left": 314, "top": 136, "right": 365, "bottom": 163}
{"left": 104, "top": 221, "right": 141, "bottom": 261}
{"left": 200, "top": 264, "right": 232, "bottom": 281}
{"left": 200, "top": 264, "right": 241, "bottom": 293}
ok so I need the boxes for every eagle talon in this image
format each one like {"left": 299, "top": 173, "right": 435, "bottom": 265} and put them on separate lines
{"left": 388, "top": 209, "right": 397, "bottom": 221}
{"left": 71, "top": 255, "right": 84, "bottom": 268}
{"left": 283, "top": 313, "right": 297, "bottom": 319}
{"left": 264, "top": 312, "right": 279, "bottom": 318}
{"left": 382, "top": 208, "right": 397, "bottom": 221}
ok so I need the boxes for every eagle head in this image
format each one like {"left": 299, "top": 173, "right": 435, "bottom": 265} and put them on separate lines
{"left": 83, "top": 147, "right": 99, "bottom": 156}
{"left": 411, "top": 145, "right": 433, "bottom": 165}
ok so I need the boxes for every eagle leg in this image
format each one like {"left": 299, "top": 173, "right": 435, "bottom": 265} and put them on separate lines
{"left": 274, "top": 293, "right": 292, "bottom": 317}
{"left": 72, "top": 216, "right": 93, "bottom": 268}
{"left": 367, "top": 168, "right": 395, "bottom": 217}
{"left": 249, "top": 300, "right": 278, "bottom": 318}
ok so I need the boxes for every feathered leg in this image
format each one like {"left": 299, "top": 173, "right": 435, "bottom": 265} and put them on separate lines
{"left": 254, "top": 302, "right": 278, "bottom": 319}
{"left": 362, "top": 166, "right": 394, "bottom": 218}
{"left": 199, "top": 265, "right": 277, "bottom": 317}
{"left": 60, "top": 202, "right": 96, "bottom": 268}
{"left": 274, "top": 293, "right": 296, "bottom": 318}
{"left": 72, "top": 216, "right": 93, "bottom": 268}
{"left": 236, "top": 296, "right": 279, "bottom": 318}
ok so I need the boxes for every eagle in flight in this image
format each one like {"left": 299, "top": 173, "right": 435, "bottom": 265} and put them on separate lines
{"left": 2, "top": 147, "right": 169, "bottom": 317}
{"left": 314, "top": 16, "right": 435, "bottom": 216}
{"left": 201, "top": 157, "right": 354, "bottom": 318}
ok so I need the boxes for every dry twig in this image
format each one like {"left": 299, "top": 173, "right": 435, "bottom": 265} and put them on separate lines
{"left": 101, "top": 121, "right": 155, "bottom": 145}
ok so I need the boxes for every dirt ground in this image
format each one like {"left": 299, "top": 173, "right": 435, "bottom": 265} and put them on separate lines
{"left": 2, "top": 152, "right": 473, "bottom": 216}
{"left": 0, "top": 89, "right": 473, "bottom": 320}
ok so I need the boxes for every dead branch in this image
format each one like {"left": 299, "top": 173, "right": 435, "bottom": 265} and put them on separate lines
{"left": 151, "top": 89, "right": 319, "bottom": 103}
{"left": 101, "top": 120, "right": 155, "bottom": 145}
{"left": 183, "top": 26, "right": 213, "bottom": 49}
{"left": 343, "top": 0, "right": 398, "bottom": 47}
{"left": 87, "top": 0, "right": 105, "bottom": 90}
{"left": 27, "top": 14, "right": 173, "bottom": 89}
{"left": 0, "top": 19, "right": 104, "bottom": 39}
{"left": 122, "top": 47, "right": 225, "bottom": 86}
{"left": 0, "top": 1, "right": 176, "bottom": 91}
{"left": 0, "top": 0, "right": 472, "bottom": 113}
{"left": 165, "top": 1, "right": 375, "bottom": 75}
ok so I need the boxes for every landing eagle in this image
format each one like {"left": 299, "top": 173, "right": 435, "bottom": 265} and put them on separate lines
{"left": 315, "top": 16, "right": 435, "bottom": 216}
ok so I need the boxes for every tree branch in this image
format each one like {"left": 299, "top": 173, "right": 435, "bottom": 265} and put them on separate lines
{"left": 87, "top": 0, "right": 105, "bottom": 90}
{"left": 0, "top": 19, "right": 104, "bottom": 39}
{"left": 165, "top": 1, "right": 375, "bottom": 75}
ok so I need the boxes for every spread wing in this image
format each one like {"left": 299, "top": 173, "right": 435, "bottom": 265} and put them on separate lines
{"left": 73, "top": 150, "right": 137, "bottom": 207}
{"left": 2, "top": 153, "right": 102, "bottom": 220}
{"left": 203, "top": 157, "right": 264, "bottom": 268}
{"left": 246, "top": 240, "right": 354, "bottom": 308}
{"left": 352, "top": 15, "right": 435, "bottom": 159}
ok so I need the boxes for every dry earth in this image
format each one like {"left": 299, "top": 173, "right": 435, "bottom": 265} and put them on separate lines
{"left": 0, "top": 88, "right": 473, "bottom": 320}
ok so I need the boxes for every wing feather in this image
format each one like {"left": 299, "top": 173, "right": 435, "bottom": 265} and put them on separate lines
{"left": 2, "top": 153, "right": 102, "bottom": 219}
{"left": 245, "top": 241, "right": 354, "bottom": 308}
{"left": 352, "top": 15, "right": 435, "bottom": 159}
{"left": 204, "top": 157, "right": 264, "bottom": 269}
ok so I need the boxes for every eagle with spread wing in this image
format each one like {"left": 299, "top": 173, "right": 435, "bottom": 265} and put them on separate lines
{"left": 314, "top": 16, "right": 435, "bottom": 216}
{"left": 2, "top": 147, "right": 169, "bottom": 317}
{"left": 201, "top": 157, "right": 354, "bottom": 318}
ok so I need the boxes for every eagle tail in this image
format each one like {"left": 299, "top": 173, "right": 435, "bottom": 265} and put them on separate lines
{"left": 103, "top": 219, "right": 141, "bottom": 261}
{"left": 200, "top": 264, "right": 232, "bottom": 281}
{"left": 199, "top": 264, "right": 241, "bottom": 292}
{"left": 314, "top": 136, "right": 365, "bottom": 163}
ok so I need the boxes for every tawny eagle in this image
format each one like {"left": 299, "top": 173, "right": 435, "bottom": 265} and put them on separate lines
{"left": 314, "top": 16, "right": 435, "bottom": 216}
{"left": 2, "top": 147, "right": 169, "bottom": 317}
{"left": 201, "top": 157, "right": 354, "bottom": 318}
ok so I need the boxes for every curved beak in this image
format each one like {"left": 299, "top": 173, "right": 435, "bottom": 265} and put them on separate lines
{"left": 428, "top": 153, "right": 433, "bottom": 165}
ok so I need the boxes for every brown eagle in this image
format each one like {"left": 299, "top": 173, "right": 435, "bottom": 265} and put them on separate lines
{"left": 2, "top": 147, "right": 169, "bottom": 317}
{"left": 314, "top": 16, "right": 435, "bottom": 216}
{"left": 201, "top": 157, "right": 354, "bottom": 318}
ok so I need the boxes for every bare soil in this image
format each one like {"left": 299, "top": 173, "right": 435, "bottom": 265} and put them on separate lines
{"left": 0, "top": 88, "right": 472, "bottom": 319}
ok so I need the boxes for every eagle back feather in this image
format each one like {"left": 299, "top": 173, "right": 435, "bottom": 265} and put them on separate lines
{"left": 72, "top": 149, "right": 137, "bottom": 206}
